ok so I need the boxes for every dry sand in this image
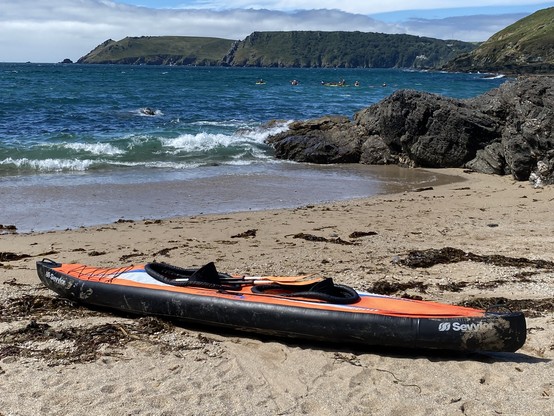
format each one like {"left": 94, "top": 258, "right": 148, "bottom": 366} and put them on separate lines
{"left": 1, "top": 168, "right": 552, "bottom": 415}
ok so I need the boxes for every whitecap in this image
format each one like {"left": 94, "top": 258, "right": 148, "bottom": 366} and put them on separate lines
{"left": 0, "top": 157, "right": 94, "bottom": 172}
{"left": 64, "top": 142, "right": 125, "bottom": 156}
{"left": 160, "top": 132, "right": 238, "bottom": 152}
{"left": 246, "top": 120, "right": 291, "bottom": 141}
{"left": 159, "top": 121, "right": 288, "bottom": 155}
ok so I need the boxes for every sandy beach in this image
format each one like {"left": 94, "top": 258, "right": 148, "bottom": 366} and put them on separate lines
{"left": 1, "top": 168, "right": 552, "bottom": 416}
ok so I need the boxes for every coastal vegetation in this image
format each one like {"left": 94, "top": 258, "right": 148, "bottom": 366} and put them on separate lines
{"left": 446, "top": 7, "right": 554, "bottom": 73}
{"left": 221, "top": 31, "right": 474, "bottom": 68}
{"left": 76, "top": 7, "right": 554, "bottom": 74}
{"left": 78, "top": 31, "right": 475, "bottom": 69}
{"left": 77, "top": 36, "right": 235, "bottom": 66}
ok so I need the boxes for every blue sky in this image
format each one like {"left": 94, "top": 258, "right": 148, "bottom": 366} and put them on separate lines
{"left": 1, "top": 1, "right": 552, "bottom": 63}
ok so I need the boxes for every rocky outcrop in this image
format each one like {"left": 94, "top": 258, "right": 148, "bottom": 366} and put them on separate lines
{"left": 354, "top": 91, "right": 501, "bottom": 168}
{"left": 266, "top": 76, "right": 554, "bottom": 184}
{"left": 268, "top": 116, "right": 365, "bottom": 163}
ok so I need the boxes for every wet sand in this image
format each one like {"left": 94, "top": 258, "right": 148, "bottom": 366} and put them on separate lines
{"left": 0, "top": 168, "right": 552, "bottom": 415}
{"left": 1, "top": 164, "right": 456, "bottom": 233}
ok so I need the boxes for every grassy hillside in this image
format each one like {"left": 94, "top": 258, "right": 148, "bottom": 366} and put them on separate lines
{"left": 446, "top": 7, "right": 554, "bottom": 73}
{"left": 224, "top": 31, "right": 474, "bottom": 68}
{"left": 78, "top": 32, "right": 475, "bottom": 69}
{"left": 78, "top": 36, "right": 235, "bottom": 65}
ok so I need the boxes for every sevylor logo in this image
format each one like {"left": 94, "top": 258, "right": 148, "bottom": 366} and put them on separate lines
{"left": 45, "top": 271, "right": 67, "bottom": 287}
{"left": 438, "top": 322, "right": 493, "bottom": 332}
{"left": 438, "top": 323, "right": 451, "bottom": 331}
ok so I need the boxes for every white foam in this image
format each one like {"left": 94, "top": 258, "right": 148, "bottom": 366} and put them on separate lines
{"left": 64, "top": 142, "right": 125, "bottom": 156}
{"left": 0, "top": 157, "right": 94, "bottom": 172}
{"left": 161, "top": 132, "right": 236, "bottom": 152}
{"left": 191, "top": 120, "right": 249, "bottom": 129}
{"left": 160, "top": 121, "right": 290, "bottom": 153}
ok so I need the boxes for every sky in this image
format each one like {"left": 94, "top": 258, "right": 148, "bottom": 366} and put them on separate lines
{"left": 0, "top": 1, "right": 552, "bottom": 63}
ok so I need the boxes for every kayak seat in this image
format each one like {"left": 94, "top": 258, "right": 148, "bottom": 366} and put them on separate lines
{"left": 145, "top": 262, "right": 239, "bottom": 290}
{"left": 146, "top": 262, "right": 360, "bottom": 304}
{"left": 251, "top": 277, "right": 360, "bottom": 304}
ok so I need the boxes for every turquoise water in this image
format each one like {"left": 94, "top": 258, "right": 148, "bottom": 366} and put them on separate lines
{"left": 0, "top": 64, "right": 506, "bottom": 231}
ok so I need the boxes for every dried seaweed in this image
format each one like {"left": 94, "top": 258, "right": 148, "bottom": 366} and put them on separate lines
{"left": 458, "top": 297, "right": 554, "bottom": 318}
{"left": 400, "top": 247, "right": 554, "bottom": 269}
{"left": 153, "top": 246, "right": 178, "bottom": 257}
{"left": 367, "top": 280, "right": 428, "bottom": 295}
{"left": 119, "top": 251, "right": 146, "bottom": 262}
{"left": 0, "top": 295, "right": 90, "bottom": 322}
{"left": 0, "top": 318, "right": 183, "bottom": 364}
{"left": 0, "top": 293, "right": 219, "bottom": 365}
{"left": 289, "top": 233, "right": 359, "bottom": 245}
{"left": 349, "top": 231, "right": 378, "bottom": 238}
{"left": 231, "top": 229, "right": 257, "bottom": 238}
{"left": 0, "top": 252, "right": 31, "bottom": 262}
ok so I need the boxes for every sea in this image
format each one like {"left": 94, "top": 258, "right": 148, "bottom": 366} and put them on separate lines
{"left": 0, "top": 63, "right": 508, "bottom": 232}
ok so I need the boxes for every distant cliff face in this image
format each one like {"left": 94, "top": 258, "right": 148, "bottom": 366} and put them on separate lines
{"left": 222, "top": 31, "right": 474, "bottom": 69}
{"left": 77, "top": 36, "right": 235, "bottom": 65}
{"left": 78, "top": 31, "right": 475, "bottom": 69}
{"left": 446, "top": 7, "right": 554, "bottom": 74}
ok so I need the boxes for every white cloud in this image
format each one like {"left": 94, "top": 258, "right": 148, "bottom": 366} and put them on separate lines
{"left": 169, "top": 0, "right": 551, "bottom": 14}
{"left": 402, "top": 13, "right": 528, "bottom": 41}
{"left": 0, "top": 0, "right": 544, "bottom": 62}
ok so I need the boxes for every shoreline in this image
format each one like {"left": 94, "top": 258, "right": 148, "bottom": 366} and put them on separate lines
{"left": 1, "top": 168, "right": 552, "bottom": 415}
{"left": 1, "top": 164, "right": 459, "bottom": 234}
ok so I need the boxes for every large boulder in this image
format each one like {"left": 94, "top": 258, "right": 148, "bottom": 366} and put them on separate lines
{"left": 354, "top": 90, "right": 500, "bottom": 168}
{"left": 266, "top": 76, "right": 554, "bottom": 183}
{"left": 471, "top": 77, "right": 554, "bottom": 180}
{"left": 266, "top": 116, "right": 364, "bottom": 163}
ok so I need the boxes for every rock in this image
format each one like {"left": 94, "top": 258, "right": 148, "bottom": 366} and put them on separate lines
{"left": 465, "top": 142, "right": 507, "bottom": 175}
{"left": 266, "top": 116, "right": 363, "bottom": 163}
{"left": 354, "top": 90, "right": 499, "bottom": 168}
{"left": 360, "top": 135, "right": 398, "bottom": 165}
{"left": 266, "top": 76, "right": 554, "bottom": 183}
{"left": 471, "top": 77, "right": 554, "bottom": 180}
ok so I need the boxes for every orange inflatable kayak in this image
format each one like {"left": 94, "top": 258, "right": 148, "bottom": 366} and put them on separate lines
{"left": 36, "top": 259, "right": 526, "bottom": 352}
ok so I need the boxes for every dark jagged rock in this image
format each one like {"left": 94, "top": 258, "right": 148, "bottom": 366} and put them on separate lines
{"left": 354, "top": 90, "right": 500, "bottom": 168}
{"left": 266, "top": 76, "right": 554, "bottom": 183}
{"left": 471, "top": 77, "right": 554, "bottom": 181}
{"left": 266, "top": 116, "right": 364, "bottom": 163}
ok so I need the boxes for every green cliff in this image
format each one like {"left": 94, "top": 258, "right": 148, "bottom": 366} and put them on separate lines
{"left": 78, "top": 31, "right": 475, "bottom": 69}
{"left": 222, "top": 31, "right": 474, "bottom": 68}
{"left": 446, "top": 7, "right": 554, "bottom": 73}
{"left": 77, "top": 36, "right": 235, "bottom": 65}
